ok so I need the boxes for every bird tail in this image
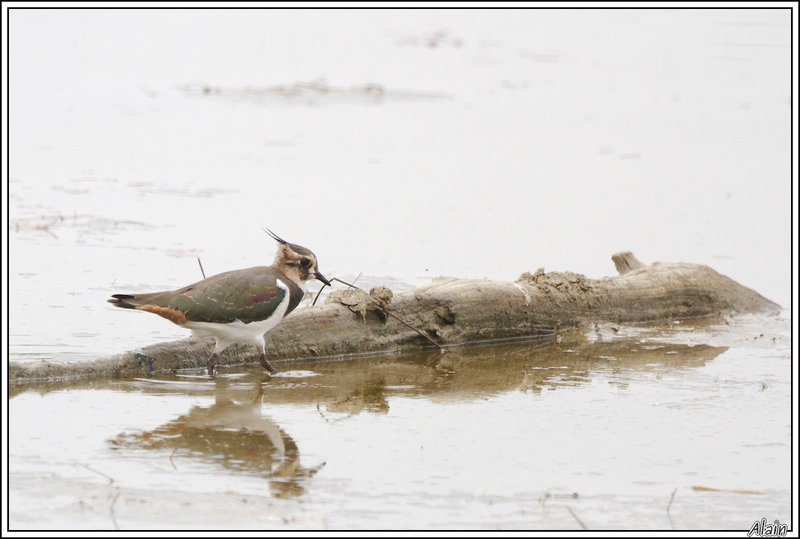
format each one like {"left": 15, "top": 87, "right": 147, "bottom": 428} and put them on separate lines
{"left": 108, "top": 294, "right": 139, "bottom": 309}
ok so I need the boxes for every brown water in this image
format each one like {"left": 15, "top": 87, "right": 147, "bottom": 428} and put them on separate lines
{"left": 9, "top": 315, "right": 791, "bottom": 530}
{"left": 7, "top": 7, "right": 793, "bottom": 532}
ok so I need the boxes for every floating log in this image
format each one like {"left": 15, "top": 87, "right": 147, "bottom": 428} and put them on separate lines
{"left": 9, "top": 251, "right": 780, "bottom": 383}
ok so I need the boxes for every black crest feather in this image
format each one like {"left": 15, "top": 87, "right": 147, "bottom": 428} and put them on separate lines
{"left": 263, "top": 227, "right": 287, "bottom": 245}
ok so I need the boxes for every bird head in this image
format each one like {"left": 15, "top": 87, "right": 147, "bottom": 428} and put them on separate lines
{"left": 265, "top": 228, "right": 330, "bottom": 286}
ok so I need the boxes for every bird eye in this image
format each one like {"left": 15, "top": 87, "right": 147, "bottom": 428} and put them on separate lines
{"left": 300, "top": 257, "right": 311, "bottom": 268}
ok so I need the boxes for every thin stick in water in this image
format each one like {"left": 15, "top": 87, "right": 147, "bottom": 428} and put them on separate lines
{"left": 73, "top": 461, "right": 115, "bottom": 485}
{"left": 197, "top": 257, "right": 206, "bottom": 279}
{"left": 666, "top": 488, "right": 677, "bottom": 529}
{"left": 110, "top": 488, "right": 120, "bottom": 530}
{"left": 566, "top": 506, "right": 587, "bottom": 530}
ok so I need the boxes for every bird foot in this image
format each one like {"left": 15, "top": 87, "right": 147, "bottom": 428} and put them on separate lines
{"left": 259, "top": 356, "right": 279, "bottom": 376}
{"left": 133, "top": 349, "right": 156, "bottom": 374}
{"left": 207, "top": 352, "right": 218, "bottom": 376}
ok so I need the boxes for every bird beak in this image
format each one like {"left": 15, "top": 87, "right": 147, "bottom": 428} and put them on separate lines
{"left": 315, "top": 272, "right": 331, "bottom": 286}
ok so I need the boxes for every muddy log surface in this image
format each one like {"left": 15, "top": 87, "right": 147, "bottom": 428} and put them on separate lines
{"left": 9, "top": 252, "right": 780, "bottom": 383}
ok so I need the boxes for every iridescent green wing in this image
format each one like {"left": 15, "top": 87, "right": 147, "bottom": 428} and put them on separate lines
{"left": 157, "top": 267, "right": 287, "bottom": 324}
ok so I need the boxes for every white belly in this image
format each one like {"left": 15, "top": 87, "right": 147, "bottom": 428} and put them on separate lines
{"left": 184, "top": 280, "right": 291, "bottom": 352}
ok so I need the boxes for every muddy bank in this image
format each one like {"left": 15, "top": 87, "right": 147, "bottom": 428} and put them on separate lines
{"left": 9, "top": 252, "right": 779, "bottom": 384}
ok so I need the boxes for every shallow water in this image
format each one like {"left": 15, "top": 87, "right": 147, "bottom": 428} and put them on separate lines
{"left": 6, "top": 7, "right": 793, "bottom": 532}
{"left": 9, "top": 314, "right": 791, "bottom": 530}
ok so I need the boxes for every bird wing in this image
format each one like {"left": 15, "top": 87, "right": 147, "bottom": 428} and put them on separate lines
{"left": 116, "top": 267, "right": 289, "bottom": 325}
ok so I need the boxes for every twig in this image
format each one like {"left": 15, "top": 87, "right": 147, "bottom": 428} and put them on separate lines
{"left": 312, "top": 272, "right": 362, "bottom": 307}
{"left": 73, "top": 461, "right": 120, "bottom": 529}
{"left": 312, "top": 283, "right": 328, "bottom": 306}
{"left": 386, "top": 311, "right": 445, "bottom": 351}
{"left": 73, "top": 461, "right": 115, "bottom": 485}
{"left": 197, "top": 257, "right": 206, "bottom": 279}
{"left": 666, "top": 488, "right": 677, "bottom": 529}
{"left": 566, "top": 506, "right": 587, "bottom": 530}
{"left": 316, "top": 402, "right": 331, "bottom": 422}
{"left": 110, "top": 488, "right": 120, "bottom": 529}
{"left": 316, "top": 402, "right": 348, "bottom": 423}
{"left": 423, "top": 350, "right": 446, "bottom": 367}
{"left": 169, "top": 448, "right": 178, "bottom": 471}
{"left": 331, "top": 277, "right": 445, "bottom": 352}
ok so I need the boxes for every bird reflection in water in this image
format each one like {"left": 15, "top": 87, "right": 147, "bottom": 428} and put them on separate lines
{"left": 110, "top": 378, "right": 324, "bottom": 498}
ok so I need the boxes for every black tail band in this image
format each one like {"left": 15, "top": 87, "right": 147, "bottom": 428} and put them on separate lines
{"left": 108, "top": 294, "right": 136, "bottom": 309}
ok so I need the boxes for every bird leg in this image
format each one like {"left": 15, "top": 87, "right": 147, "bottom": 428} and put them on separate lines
{"left": 206, "top": 352, "right": 218, "bottom": 376}
{"left": 133, "top": 349, "right": 157, "bottom": 375}
{"left": 259, "top": 349, "right": 279, "bottom": 375}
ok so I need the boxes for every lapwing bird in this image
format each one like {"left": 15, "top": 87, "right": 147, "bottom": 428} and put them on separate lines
{"left": 108, "top": 229, "right": 330, "bottom": 376}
